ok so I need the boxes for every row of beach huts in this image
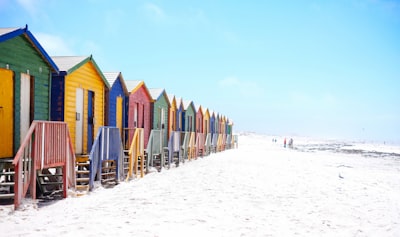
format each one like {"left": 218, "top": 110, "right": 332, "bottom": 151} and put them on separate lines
{"left": 0, "top": 25, "right": 237, "bottom": 209}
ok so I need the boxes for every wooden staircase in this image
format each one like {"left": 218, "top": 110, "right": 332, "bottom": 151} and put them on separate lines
{"left": 75, "top": 156, "right": 90, "bottom": 193}
{"left": 0, "top": 159, "right": 15, "bottom": 201}
{"left": 101, "top": 160, "right": 117, "bottom": 187}
{"left": 123, "top": 150, "right": 130, "bottom": 179}
{"left": 37, "top": 167, "right": 63, "bottom": 199}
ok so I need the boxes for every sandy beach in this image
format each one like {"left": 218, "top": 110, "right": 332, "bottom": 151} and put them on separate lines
{"left": 1, "top": 133, "right": 399, "bottom": 237}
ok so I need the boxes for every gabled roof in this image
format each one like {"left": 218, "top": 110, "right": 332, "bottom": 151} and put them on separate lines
{"left": 176, "top": 97, "right": 183, "bottom": 109}
{"left": 167, "top": 94, "right": 176, "bottom": 106}
{"left": 125, "top": 80, "right": 153, "bottom": 101}
{"left": 149, "top": 88, "right": 170, "bottom": 107}
{"left": 183, "top": 100, "right": 195, "bottom": 111}
{"left": 203, "top": 107, "right": 210, "bottom": 117}
{"left": 52, "top": 55, "right": 109, "bottom": 88}
{"left": 0, "top": 25, "right": 59, "bottom": 73}
{"left": 103, "top": 72, "right": 128, "bottom": 95}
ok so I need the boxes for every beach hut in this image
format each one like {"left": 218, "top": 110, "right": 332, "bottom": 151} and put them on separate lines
{"left": 104, "top": 72, "right": 128, "bottom": 137}
{"left": 182, "top": 100, "right": 196, "bottom": 159}
{"left": 176, "top": 97, "right": 184, "bottom": 132}
{"left": 0, "top": 26, "right": 59, "bottom": 159}
{"left": 149, "top": 88, "right": 170, "bottom": 147}
{"left": 167, "top": 94, "right": 177, "bottom": 136}
{"left": 0, "top": 26, "right": 76, "bottom": 206}
{"left": 195, "top": 104, "right": 205, "bottom": 157}
{"left": 203, "top": 108, "right": 212, "bottom": 155}
{"left": 51, "top": 55, "right": 109, "bottom": 155}
{"left": 125, "top": 80, "right": 153, "bottom": 148}
{"left": 183, "top": 100, "right": 196, "bottom": 133}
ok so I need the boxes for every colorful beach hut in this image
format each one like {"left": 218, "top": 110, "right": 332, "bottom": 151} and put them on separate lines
{"left": 176, "top": 97, "right": 184, "bottom": 132}
{"left": 149, "top": 88, "right": 170, "bottom": 147}
{"left": 51, "top": 55, "right": 109, "bottom": 155}
{"left": 0, "top": 26, "right": 59, "bottom": 159}
{"left": 183, "top": 100, "right": 196, "bottom": 133}
{"left": 167, "top": 94, "right": 177, "bottom": 136}
{"left": 104, "top": 72, "right": 128, "bottom": 136}
{"left": 125, "top": 80, "right": 153, "bottom": 148}
{"left": 0, "top": 26, "right": 76, "bottom": 206}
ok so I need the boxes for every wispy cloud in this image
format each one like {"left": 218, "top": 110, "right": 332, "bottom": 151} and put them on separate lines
{"left": 17, "top": 0, "right": 45, "bottom": 17}
{"left": 218, "top": 77, "right": 265, "bottom": 99}
{"left": 35, "top": 33, "right": 75, "bottom": 56}
{"left": 144, "top": 3, "right": 166, "bottom": 21}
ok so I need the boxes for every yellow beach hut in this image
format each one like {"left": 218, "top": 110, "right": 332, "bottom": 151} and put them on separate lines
{"left": 51, "top": 55, "right": 110, "bottom": 155}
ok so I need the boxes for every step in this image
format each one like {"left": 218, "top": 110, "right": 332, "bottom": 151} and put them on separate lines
{"left": 40, "top": 181, "right": 63, "bottom": 185}
{"left": 0, "top": 171, "right": 15, "bottom": 175}
{"left": 76, "top": 177, "right": 89, "bottom": 183}
{"left": 101, "top": 172, "right": 117, "bottom": 176}
{"left": 0, "top": 182, "right": 14, "bottom": 186}
{"left": 101, "top": 178, "right": 116, "bottom": 183}
{"left": 76, "top": 185, "right": 89, "bottom": 191}
{"left": 0, "top": 193, "right": 15, "bottom": 199}
{"left": 76, "top": 170, "right": 90, "bottom": 175}
{"left": 101, "top": 166, "right": 116, "bottom": 171}
{"left": 38, "top": 173, "right": 63, "bottom": 177}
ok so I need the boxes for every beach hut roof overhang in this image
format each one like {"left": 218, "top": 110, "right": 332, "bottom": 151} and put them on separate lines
{"left": 51, "top": 55, "right": 110, "bottom": 88}
{"left": 0, "top": 25, "right": 59, "bottom": 73}
{"left": 104, "top": 72, "right": 129, "bottom": 95}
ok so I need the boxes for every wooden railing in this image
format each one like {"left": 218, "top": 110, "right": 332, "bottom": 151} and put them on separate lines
{"left": 196, "top": 133, "right": 205, "bottom": 157}
{"left": 89, "top": 127, "right": 124, "bottom": 190}
{"left": 187, "top": 132, "right": 196, "bottom": 160}
{"left": 166, "top": 131, "right": 181, "bottom": 168}
{"left": 12, "top": 121, "right": 75, "bottom": 210}
{"left": 126, "top": 128, "right": 144, "bottom": 180}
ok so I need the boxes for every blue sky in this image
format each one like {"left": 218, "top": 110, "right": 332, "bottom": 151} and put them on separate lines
{"left": 1, "top": 0, "right": 399, "bottom": 143}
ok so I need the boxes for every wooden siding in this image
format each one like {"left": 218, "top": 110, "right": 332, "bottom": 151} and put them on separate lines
{"left": 108, "top": 77, "right": 125, "bottom": 128}
{"left": 203, "top": 108, "right": 210, "bottom": 135}
{"left": 151, "top": 93, "right": 169, "bottom": 147}
{"left": 168, "top": 96, "right": 176, "bottom": 136}
{"left": 128, "top": 86, "right": 152, "bottom": 147}
{"left": 64, "top": 61, "right": 105, "bottom": 154}
{"left": 196, "top": 106, "right": 203, "bottom": 134}
{"left": 184, "top": 104, "right": 196, "bottom": 133}
{"left": 0, "top": 35, "right": 52, "bottom": 153}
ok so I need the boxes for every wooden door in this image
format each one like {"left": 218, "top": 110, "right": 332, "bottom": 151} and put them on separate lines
{"left": 116, "top": 96, "right": 123, "bottom": 134}
{"left": 87, "top": 90, "right": 94, "bottom": 153}
{"left": 20, "top": 73, "right": 31, "bottom": 145}
{"left": 75, "top": 88, "right": 84, "bottom": 154}
{"left": 0, "top": 69, "right": 14, "bottom": 158}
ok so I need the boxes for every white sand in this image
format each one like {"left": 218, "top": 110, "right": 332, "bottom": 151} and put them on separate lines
{"left": 1, "top": 133, "right": 399, "bottom": 237}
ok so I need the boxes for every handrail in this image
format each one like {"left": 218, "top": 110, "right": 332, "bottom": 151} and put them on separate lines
{"left": 188, "top": 132, "right": 196, "bottom": 160}
{"left": 195, "top": 133, "right": 205, "bottom": 157}
{"left": 12, "top": 120, "right": 74, "bottom": 210}
{"left": 89, "top": 126, "right": 124, "bottom": 190}
{"left": 126, "top": 128, "right": 144, "bottom": 180}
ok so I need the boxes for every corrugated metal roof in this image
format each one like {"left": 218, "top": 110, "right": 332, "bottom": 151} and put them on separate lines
{"left": 51, "top": 56, "right": 87, "bottom": 72}
{"left": 125, "top": 80, "right": 143, "bottom": 92}
{"left": 148, "top": 88, "right": 164, "bottom": 101}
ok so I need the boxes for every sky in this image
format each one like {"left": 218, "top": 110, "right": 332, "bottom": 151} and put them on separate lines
{"left": 1, "top": 0, "right": 399, "bottom": 143}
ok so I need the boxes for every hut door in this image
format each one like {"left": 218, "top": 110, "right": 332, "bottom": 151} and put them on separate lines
{"left": 87, "top": 90, "right": 95, "bottom": 152}
{"left": 20, "top": 73, "right": 32, "bottom": 145}
{"left": 75, "top": 88, "right": 84, "bottom": 154}
{"left": 116, "top": 96, "right": 123, "bottom": 134}
{"left": 0, "top": 69, "right": 14, "bottom": 158}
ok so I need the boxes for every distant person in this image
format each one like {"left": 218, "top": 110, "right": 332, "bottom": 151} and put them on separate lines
{"left": 284, "top": 138, "right": 287, "bottom": 148}
{"left": 289, "top": 138, "right": 293, "bottom": 148}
